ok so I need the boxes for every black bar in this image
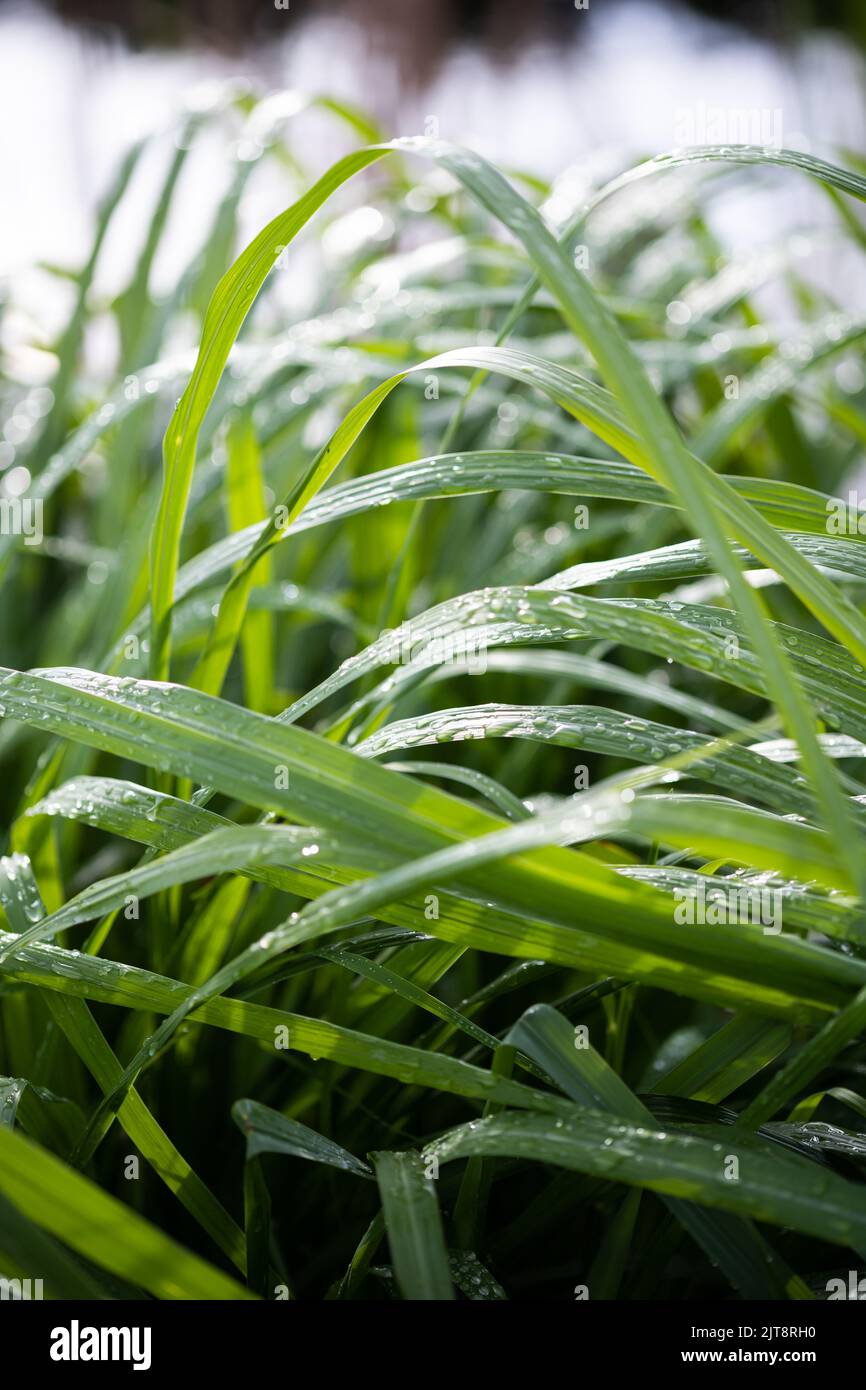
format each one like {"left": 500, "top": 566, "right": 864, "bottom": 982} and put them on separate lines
{"left": 3, "top": 1297, "right": 862, "bottom": 1375}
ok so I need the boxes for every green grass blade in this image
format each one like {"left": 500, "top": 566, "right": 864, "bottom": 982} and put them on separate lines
{"left": 372, "top": 1150, "right": 454, "bottom": 1300}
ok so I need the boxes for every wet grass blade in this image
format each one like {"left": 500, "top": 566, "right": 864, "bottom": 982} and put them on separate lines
{"left": 372, "top": 1150, "right": 454, "bottom": 1300}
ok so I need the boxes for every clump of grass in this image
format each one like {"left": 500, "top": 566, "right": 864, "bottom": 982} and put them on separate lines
{"left": 2, "top": 90, "right": 866, "bottom": 1300}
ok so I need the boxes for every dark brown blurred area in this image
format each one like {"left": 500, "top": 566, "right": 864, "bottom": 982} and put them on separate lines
{"left": 19, "top": 0, "right": 866, "bottom": 66}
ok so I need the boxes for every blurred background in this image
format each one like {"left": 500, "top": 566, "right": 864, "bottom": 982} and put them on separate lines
{"left": 2, "top": 0, "right": 865, "bottom": 300}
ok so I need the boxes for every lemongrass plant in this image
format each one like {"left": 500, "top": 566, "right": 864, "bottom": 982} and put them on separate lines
{"left": 2, "top": 87, "right": 866, "bottom": 1300}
